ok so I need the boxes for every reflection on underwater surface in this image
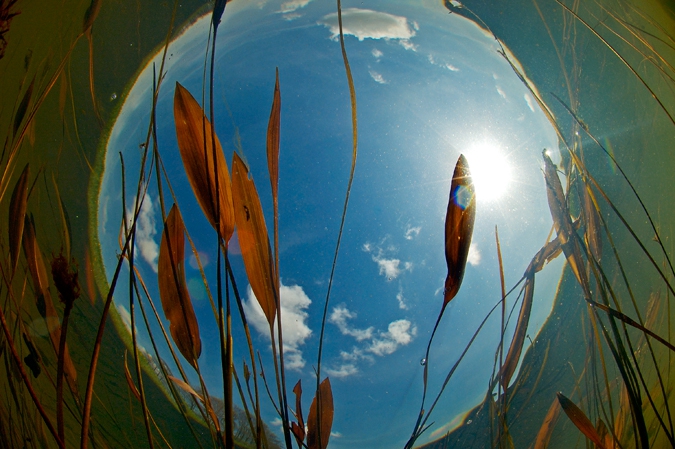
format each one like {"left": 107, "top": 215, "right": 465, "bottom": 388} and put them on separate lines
{"left": 1, "top": 0, "right": 675, "bottom": 448}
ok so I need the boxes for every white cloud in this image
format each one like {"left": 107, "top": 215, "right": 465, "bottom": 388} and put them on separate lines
{"left": 280, "top": 0, "right": 314, "bottom": 13}
{"left": 446, "top": 63, "right": 460, "bottom": 72}
{"left": 467, "top": 243, "right": 481, "bottom": 266}
{"left": 325, "top": 364, "right": 359, "bottom": 378}
{"left": 524, "top": 93, "right": 535, "bottom": 112}
{"left": 496, "top": 86, "right": 507, "bottom": 100}
{"left": 367, "top": 319, "right": 417, "bottom": 356}
{"left": 327, "top": 308, "right": 415, "bottom": 377}
{"left": 319, "top": 8, "right": 416, "bottom": 50}
{"left": 242, "top": 282, "right": 312, "bottom": 370}
{"left": 363, "top": 241, "right": 412, "bottom": 280}
{"left": 282, "top": 12, "right": 302, "bottom": 21}
{"left": 331, "top": 431, "right": 343, "bottom": 438}
{"left": 399, "top": 40, "right": 418, "bottom": 51}
{"left": 372, "top": 48, "right": 383, "bottom": 59}
{"left": 127, "top": 195, "right": 159, "bottom": 272}
{"left": 369, "top": 70, "right": 387, "bottom": 84}
{"left": 330, "top": 305, "right": 374, "bottom": 341}
{"left": 404, "top": 225, "right": 421, "bottom": 240}
{"left": 396, "top": 289, "right": 408, "bottom": 310}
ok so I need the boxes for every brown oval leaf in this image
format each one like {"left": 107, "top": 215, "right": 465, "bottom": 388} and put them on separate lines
{"left": 557, "top": 392, "right": 606, "bottom": 449}
{"left": 9, "top": 163, "right": 30, "bottom": 277}
{"left": 231, "top": 153, "right": 277, "bottom": 326}
{"left": 443, "top": 154, "right": 476, "bottom": 306}
{"left": 307, "top": 377, "right": 334, "bottom": 449}
{"left": 158, "top": 204, "right": 201, "bottom": 369}
{"left": 174, "top": 82, "right": 234, "bottom": 243}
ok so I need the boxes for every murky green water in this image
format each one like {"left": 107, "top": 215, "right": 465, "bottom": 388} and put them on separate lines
{"left": 1, "top": 0, "right": 674, "bottom": 448}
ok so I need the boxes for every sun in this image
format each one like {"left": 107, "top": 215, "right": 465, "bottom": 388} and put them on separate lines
{"left": 463, "top": 142, "right": 512, "bottom": 203}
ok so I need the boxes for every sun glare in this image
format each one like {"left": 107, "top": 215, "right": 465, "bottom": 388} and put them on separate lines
{"left": 463, "top": 142, "right": 512, "bottom": 203}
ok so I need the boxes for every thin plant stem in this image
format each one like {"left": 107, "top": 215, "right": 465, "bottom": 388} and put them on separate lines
{"left": 316, "top": 2, "right": 358, "bottom": 446}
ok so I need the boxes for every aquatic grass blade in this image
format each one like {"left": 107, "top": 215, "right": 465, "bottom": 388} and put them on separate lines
{"left": 124, "top": 351, "right": 141, "bottom": 402}
{"left": 173, "top": 82, "right": 234, "bottom": 243}
{"left": 158, "top": 204, "right": 202, "bottom": 368}
{"left": 307, "top": 377, "right": 333, "bottom": 449}
{"left": 443, "top": 154, "right": 476, "bottom": 307}
{"left": 9, "top": 163, "right": 29, "bottom": 277}
{"left": 556, "top": 392, "right": 606, "bottom": 448}
{"left": 542, "top": 151, "right": 589, "bottom": 295}
{"left": 499, "top": 273, "right": 535, "bottom": 388}
{"left": 231, "top": 152, "right": 277, "bottom": 326}
{"left": 533, "top": 397, "right": 561, "bottom": 449}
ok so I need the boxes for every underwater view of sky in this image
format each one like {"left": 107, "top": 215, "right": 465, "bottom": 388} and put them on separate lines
{"left": 98, "top": 0, "right": 563, "bottom": 446}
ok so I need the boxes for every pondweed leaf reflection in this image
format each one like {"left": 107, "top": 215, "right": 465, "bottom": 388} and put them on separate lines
{"left": 9, "top": 163, "right": 29, "bottom": 277}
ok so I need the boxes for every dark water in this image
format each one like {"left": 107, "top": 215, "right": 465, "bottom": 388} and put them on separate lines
{"left": 1, "top": 0, "right": 674, "bottom": 448}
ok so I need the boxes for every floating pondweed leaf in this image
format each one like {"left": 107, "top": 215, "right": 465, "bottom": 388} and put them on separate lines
{"left": 158, "top": 204, "right": 202, "bottom": 369}
{"left": 174, "top": 82, "right": 235, "bottom": 243}
{"left": 307, "top": 378, "right": 333, "bottom": 449}
{"left": 9, "top": 163, "right": 29, "bottom": 277}
{"left": 542, "top": 151, "right": 589, "bottom": 296}
{"left": 499, "top": 272, "right": 534, "bottom": 388}
{"left": 231, "top": 152, "right": 277, "bottom": 326}
{"left": 267, "top": 68, "right": 281, "bottom": 208}
{"left": 443, "top": 154, "right": 476, "bottom": 307}
{"left": 556, "top": 392, "right": 606, "bottom": 448}
{"left": 291, "top": 379, "right": 306, "bottom": 447}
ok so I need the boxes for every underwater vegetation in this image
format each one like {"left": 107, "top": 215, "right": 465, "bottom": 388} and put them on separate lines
{"left": 0, "top": 0, "right": 675, "bottom": 448}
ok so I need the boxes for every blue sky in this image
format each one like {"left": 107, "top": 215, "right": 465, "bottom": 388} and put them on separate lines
{"left": 98, "top": 0, "right": 563, "bottom": 446}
